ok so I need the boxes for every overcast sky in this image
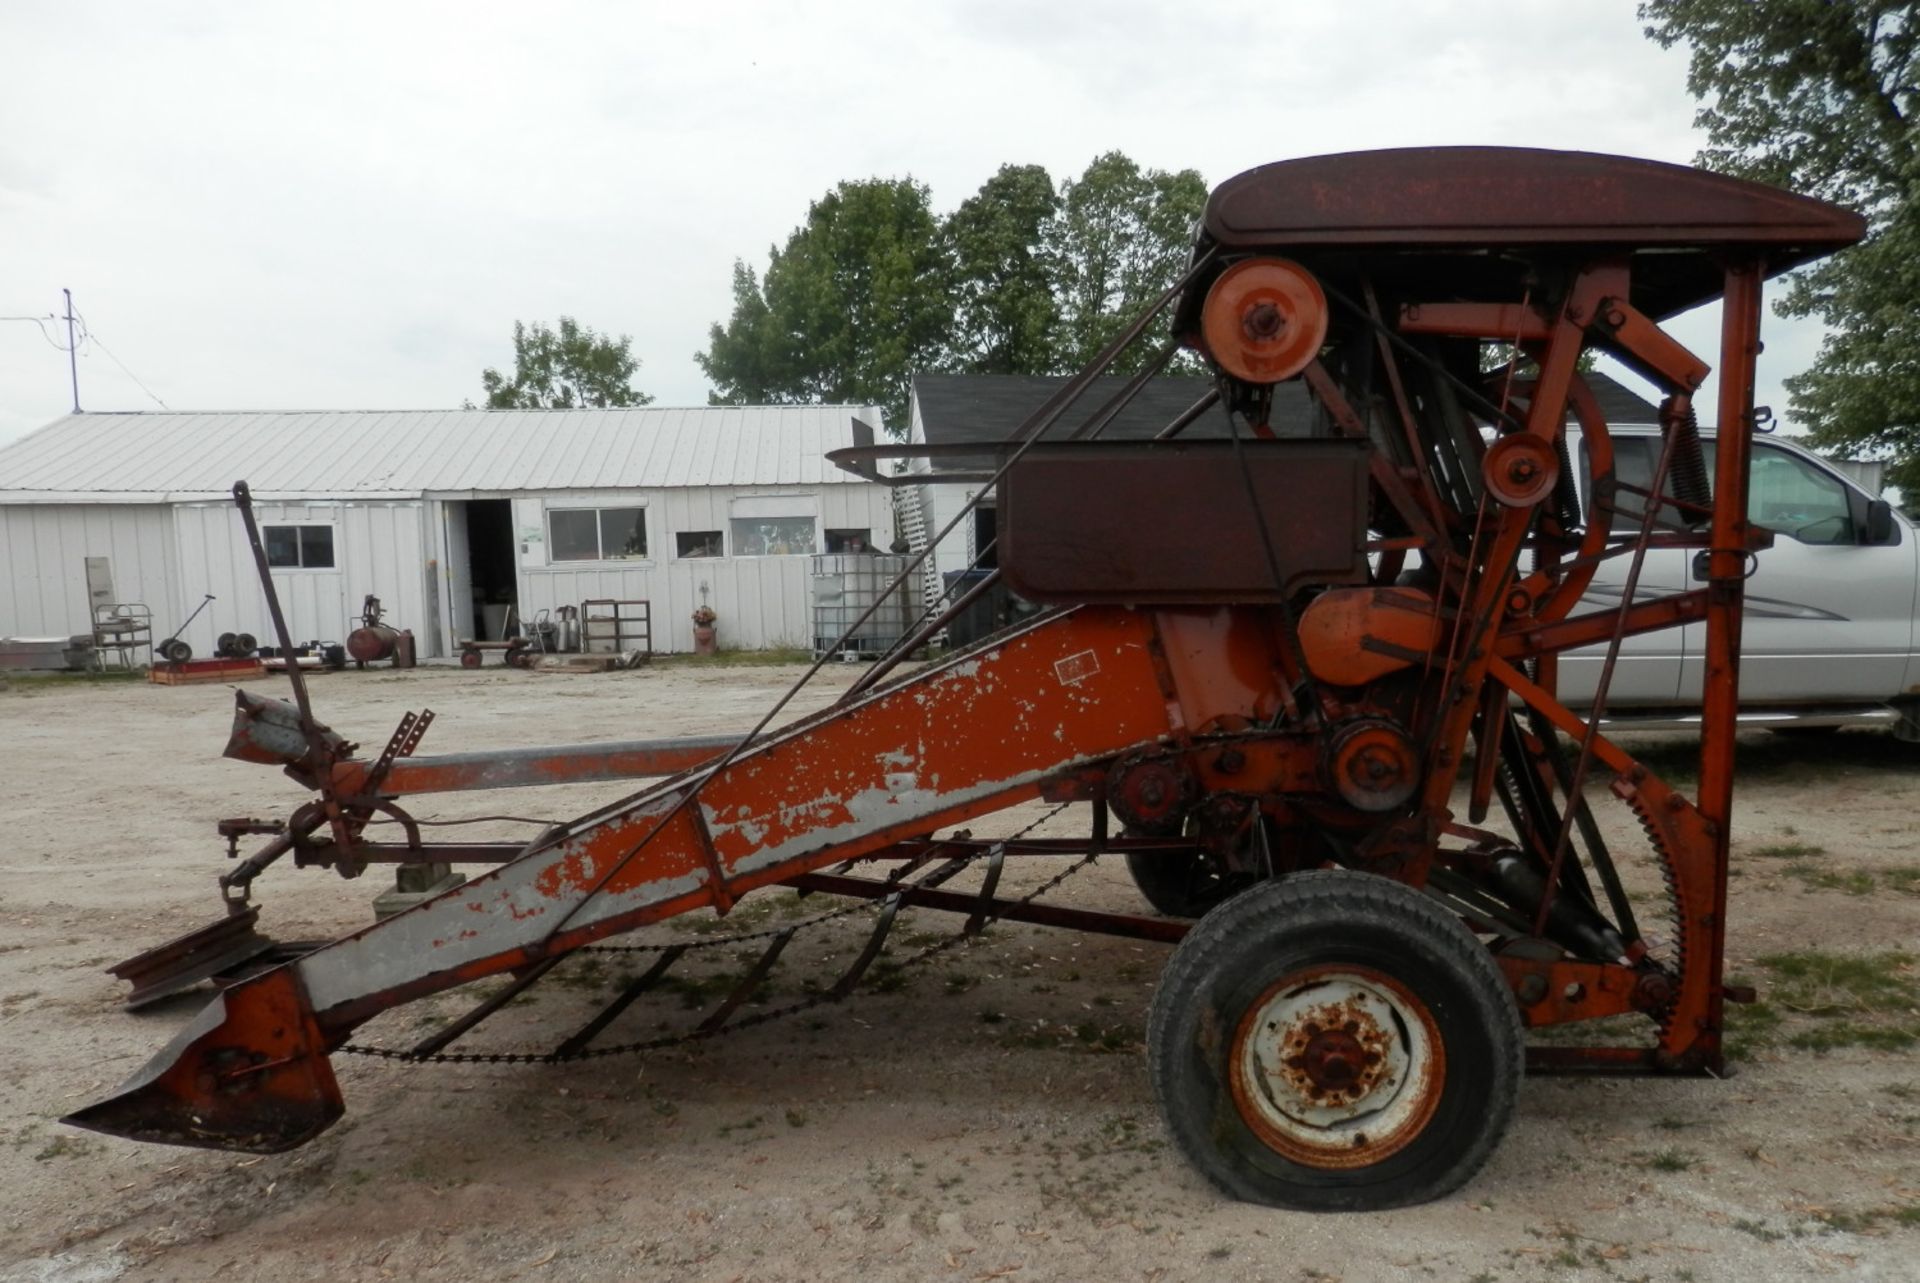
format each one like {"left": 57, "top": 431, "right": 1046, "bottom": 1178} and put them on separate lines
{"left": 0, "top": 1, "right": 1835, "bottom": 448}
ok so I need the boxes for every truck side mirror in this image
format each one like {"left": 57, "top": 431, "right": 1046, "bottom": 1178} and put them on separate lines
{"left": 1866, "top": 497, "right": 1897, "bottom": 545}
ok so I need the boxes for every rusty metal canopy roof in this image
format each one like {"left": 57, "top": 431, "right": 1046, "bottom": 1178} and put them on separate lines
{"left": 904, "top": 371, "right": 1659, "bottom": 472}
{"left": 0, "top": 404, "right": 885, "bottom": 504}
{"left": 1201, "top": 147, "right": 1867, "bottom": 317}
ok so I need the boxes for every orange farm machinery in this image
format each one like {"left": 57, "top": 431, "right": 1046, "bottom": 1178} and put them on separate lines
{"left": 66, "top": 148, "right": 1863, "bottom": 1210}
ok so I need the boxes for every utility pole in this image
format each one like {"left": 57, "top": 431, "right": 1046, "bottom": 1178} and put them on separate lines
{"left": 63, "top": 288, "right": 81, "bottom": 413}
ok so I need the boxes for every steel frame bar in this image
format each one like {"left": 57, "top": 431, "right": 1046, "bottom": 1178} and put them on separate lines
{"left": 784, "top": 871, "right": 1189, "bottom": 944}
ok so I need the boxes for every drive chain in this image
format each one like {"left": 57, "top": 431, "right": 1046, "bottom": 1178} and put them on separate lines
{"left": 341, "top": 809, "right": 1082, "bottom": 1067}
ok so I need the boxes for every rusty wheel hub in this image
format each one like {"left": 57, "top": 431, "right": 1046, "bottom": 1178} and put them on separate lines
{"left": 1230, "top": 966, "right": 1444, "bottom": 1168}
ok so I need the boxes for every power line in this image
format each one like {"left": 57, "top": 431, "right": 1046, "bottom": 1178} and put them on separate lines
{"left": 7, "top": 293, "right": 172, "bottom": 413}
{"left": 82, "top": 327, "right": 172, "bottom": 411}
{"left": 0, "top": 313, "right": 70, "bottom": 350}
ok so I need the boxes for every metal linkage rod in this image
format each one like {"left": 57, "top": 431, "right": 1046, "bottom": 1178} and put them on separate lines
{"left": 552, "top": 946, "right": 687, "bottom": 1058}
{"left": 409, "top": 954, "right": 566, "bottom": 1058}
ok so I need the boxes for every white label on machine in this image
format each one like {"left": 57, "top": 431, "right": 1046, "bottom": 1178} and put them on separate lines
{"left": 1054, "top": 650, "right": 1099, "bottom": 687}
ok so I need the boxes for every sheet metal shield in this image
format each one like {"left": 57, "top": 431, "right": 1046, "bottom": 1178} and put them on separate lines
{"left": 999, "top": 439, "right": 1371, "bottom": 605}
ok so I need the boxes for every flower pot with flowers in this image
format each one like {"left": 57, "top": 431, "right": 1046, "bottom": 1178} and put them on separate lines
{"left": 691, "top": 605, "right": 718, "bottom": 655}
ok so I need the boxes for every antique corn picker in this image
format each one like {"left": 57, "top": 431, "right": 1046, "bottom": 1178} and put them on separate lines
{"left": 68, "top": 148, "right": 1863, "bottom": 1210}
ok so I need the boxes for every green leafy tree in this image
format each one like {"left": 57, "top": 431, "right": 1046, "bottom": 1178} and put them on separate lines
{"left": 944, "top": 163, "right": 1063, "bottom": 374}
{"left": 1049, "top": 152, "right": 1208, "bottom": 373}
{"left": 700, "top": 154, "right": 1211, "bottom": 435}
{"left": 1641, "top": 1, "right": 1920, "bottom": 486}
{"left": 698, "top": 177, "right": 953, "bottom": 433}
{"left": 479, "top": 317, "right": 653, "bottom": 409}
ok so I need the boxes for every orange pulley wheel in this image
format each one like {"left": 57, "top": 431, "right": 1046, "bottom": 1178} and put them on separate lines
{"left": 1481, "top": 434, "right": 1560, "bottom": 508}
{"left": 1200, "top": 258, "right": 1329, "bottom": 384}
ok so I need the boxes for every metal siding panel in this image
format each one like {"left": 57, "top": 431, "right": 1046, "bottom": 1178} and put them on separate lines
{"left": 0, "top": 510, "right": 20, "bottom": 631}
{"left": 13, "top": 508, "right": 49, "bottom": 633}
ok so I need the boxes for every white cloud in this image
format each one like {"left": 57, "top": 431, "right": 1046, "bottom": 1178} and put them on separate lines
{"left": 0, "top": 0, "right": 1842, "bottom": 445}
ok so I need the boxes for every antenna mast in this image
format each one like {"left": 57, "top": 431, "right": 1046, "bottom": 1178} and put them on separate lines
{"left": 63, "top": 288, "right": 81, "bottom": 413}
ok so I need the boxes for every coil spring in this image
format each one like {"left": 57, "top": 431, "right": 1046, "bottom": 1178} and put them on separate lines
{"left": 1661, "top": 394, "right": 1712, "bottom": 525}
{"left": 1551, "top": 431, "right": 1582, "bottom": 529}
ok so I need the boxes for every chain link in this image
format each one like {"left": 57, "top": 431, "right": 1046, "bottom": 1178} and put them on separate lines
{"left": 341, "top": 807, "right": 1080, "bottom": 1067}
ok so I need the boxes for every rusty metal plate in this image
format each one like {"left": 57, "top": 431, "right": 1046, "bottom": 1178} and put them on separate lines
{"left": 999, "top": 440, "right": 1370, "bottom": 605}
{"left": 107, "top": 906, "right": 277, "bottom": 1010}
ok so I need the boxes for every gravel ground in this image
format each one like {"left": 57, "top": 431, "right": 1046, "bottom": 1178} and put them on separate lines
{"left": 2, "top": 663, "right": 1917, "bottom": 1282}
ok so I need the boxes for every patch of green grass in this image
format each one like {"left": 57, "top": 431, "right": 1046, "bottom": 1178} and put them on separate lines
{"left": 1750, "top": 840, "right": 1826, "bottom": 860}
{"left": 1787, "top": 1022, "right": 1920, "bottom": 1053}
{"left": 1812, "top": 1204, "right": 1920, "bottom": 1233}
{"left": 649, "top": 647, "right": 814, "bottom": 668}
{"left": 1730, "top": 950, "right": 1920, "bottom": 1056}
{"left": 1, "top": 668, "right": 146, "bottom": 693}
{"left": 1885, "top": 868, "right": 1920, "bottom": 896}
{"left": 656, "top": 964, "right": 775, "bottom": 1010}
{"left": 1761, "top": 948, "right": 1917, "bottom": 1014}
{"left": 1723, "top": 998, "right": 1783, "bottom": 1060}
{"left": 1630, "top": 1148, "right": 1698, "bottom": 1172}
{"left": 1784, "top": 861, "right": 1878, "bottom": 895}
{"left": 865, "top": 959, "right": 912, "bottom": 994}
{"left": 32, "top": 1135, "right": 90, "bottom": 1161}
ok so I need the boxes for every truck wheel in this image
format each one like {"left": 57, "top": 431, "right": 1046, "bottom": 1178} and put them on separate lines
{"left": 1125, "top": 849, "right": 1230, "bottom": 918}
{"left": 1147, "top": 870, "right": 1522, "bottom": 1210}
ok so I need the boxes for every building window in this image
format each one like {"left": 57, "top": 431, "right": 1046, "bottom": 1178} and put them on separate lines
{"left": 549, "top": 506, "right": 647, "bottom": 562}
{"left": 730, "top": 516, "right": 815, "bottom": 557}
{"left": 676, "top": 530, "right": 725, "bottom": 559}
{"left": 825, "top": 528, "right": 872, "bottom": 554}
{"left": 264, "top": 524, "right": 335, "bottom": 569}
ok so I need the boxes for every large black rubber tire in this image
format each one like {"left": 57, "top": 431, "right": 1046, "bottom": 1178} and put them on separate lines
{"left": 1147, "top": 869, "right": 1523, "bottom": 1210}
{"left": 1124, "top": 849, "right": 1231, "bottom": 918}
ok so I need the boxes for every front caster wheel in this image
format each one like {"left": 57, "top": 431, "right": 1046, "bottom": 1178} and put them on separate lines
{"left": 1147, "top": 869, "right": 1522, "bottom": 1210}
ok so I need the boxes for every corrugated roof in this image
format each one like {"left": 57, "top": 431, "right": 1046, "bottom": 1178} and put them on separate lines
{"left": 0, "top": 405, "right": 885, "bottom": 503}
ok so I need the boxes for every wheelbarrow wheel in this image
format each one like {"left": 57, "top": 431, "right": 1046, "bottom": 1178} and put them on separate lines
{"left": 1147, "top": 869, "right": 1521, "bottom": 1210}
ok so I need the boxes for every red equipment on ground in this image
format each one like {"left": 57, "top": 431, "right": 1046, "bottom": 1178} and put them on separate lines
{"left": 66, "top": 148, "right": 1863, "bottom": 1210}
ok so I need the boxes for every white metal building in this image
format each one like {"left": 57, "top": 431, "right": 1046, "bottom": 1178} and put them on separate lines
{"left": 0, "top": 405, "right": 893, "bottom": 658}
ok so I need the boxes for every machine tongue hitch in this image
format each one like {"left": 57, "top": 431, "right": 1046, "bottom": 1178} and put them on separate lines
{"left": 63, "top": 968, "right": 342, "bottom": 1153}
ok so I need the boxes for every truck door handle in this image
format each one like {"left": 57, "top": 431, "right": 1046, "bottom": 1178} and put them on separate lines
{"left": 1692, "top": 550, "right": 1759, "bottom": 581}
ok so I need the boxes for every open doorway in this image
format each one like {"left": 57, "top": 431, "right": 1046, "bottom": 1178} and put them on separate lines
{"left": 972, "top": 503, "right": 998, "bottom": 568}
{"left": 465, "top": 499, "right": 520, "bottom": 640}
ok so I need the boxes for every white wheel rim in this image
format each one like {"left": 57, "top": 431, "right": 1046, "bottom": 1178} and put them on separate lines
{"left": 1230, "top": 966, "right": 1442, "bottom": 1167}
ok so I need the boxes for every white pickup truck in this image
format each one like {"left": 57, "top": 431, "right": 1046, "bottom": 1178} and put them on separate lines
{"left": 1558, "top": 425, "right": 1917, "bottom": 736}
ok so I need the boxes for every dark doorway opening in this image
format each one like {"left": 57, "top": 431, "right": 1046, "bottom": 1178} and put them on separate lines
{"left": 466, "top": 499, "right": 520, "bottom": 639}
{"left": 973, "top": 504, "right": 998, "bottom": 568}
